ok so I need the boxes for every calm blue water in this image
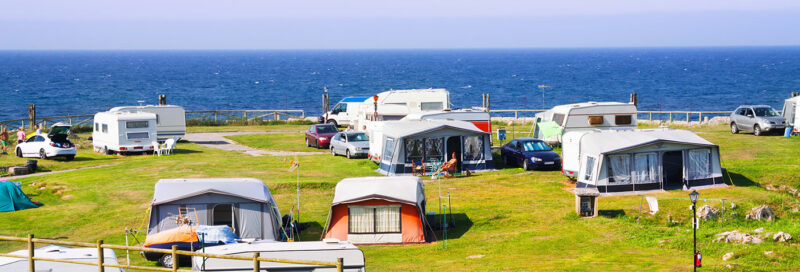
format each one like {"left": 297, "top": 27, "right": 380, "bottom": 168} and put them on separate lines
{"left": 2, "top": 48, "right": 800, "bottom": 120}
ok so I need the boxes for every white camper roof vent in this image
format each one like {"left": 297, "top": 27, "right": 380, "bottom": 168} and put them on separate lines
{"left": 323, "top": 238, "right": 341, "bottom": 244}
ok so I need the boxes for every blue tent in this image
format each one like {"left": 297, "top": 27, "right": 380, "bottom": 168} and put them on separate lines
{"left": 0, "top": 181, "right": 42, "bottom": 212}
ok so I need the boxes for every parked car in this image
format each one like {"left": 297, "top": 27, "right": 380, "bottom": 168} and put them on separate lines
{"left": 500, "top": 138, "right": 560, "bottom": 170}
{"left": 730, "top": 105, "right": 787, "bottom": 136}
{"left": 15, "top": 123, "right": 76, "bottom": 160}
{"left": 305, "top": 124, "right": 339, "bottom": 148}
{"left": 330, "top": 132, "right": 370, "bottom": 159}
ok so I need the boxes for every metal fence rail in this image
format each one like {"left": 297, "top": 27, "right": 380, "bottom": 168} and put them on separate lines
{"left": 488, "top": 109, "right": 751, "bottom": 123}
{"left": 0, "top": 234, "right": 342, "bottom": 272}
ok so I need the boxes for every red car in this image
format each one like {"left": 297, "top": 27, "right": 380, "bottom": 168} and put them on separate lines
{"left": 305, "top": 124, "right": 339, "bottom": 148}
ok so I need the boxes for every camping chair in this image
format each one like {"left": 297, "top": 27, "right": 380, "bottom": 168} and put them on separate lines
{"left": 412, "top": 160, "right": 425, "bottom": 176}
{"left": 152, "top": 141, "right": 166, "bottom": 157}
{"left": 164, "top": 138, "right": 176, "bottom": 155}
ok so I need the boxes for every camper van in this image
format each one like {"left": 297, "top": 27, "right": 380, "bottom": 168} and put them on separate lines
{"left": 534, "top": 102, "right": 638, "bottom": 144}
{"left": 351, "top": 89, "right": 450, "bottom": 130}
{"left": 323, "top": 96, "right": 370, "bottom": 127}
{"left": 92, "top": 111, "right": 157, "bottom": 154}
{"left": 782, "top": 96, "right": 800, "bottom": 135}
{"left": 109, "top": 105, "right": 186, "bottom": 140}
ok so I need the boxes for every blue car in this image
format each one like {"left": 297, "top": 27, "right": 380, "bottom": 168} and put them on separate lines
{"left": 500, "top": 138, "right": 561, "bottom": 170}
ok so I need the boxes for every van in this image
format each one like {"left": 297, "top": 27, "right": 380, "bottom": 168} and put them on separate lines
{"left": 92, "top": 111, "right": 157, "bottom": 154}
{"left": 535, "top": 102, "right": 638, "bottom": 144}
{"left": 322, "top": 96, "right": 370, "bottom": 127}
{"left": 110, "top": 105, "right": 186, "bottom": 140}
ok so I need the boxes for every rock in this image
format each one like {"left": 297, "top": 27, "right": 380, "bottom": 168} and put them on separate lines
{"left": 715, "top": 230, "right": 764, "bottom": 244}
{"left": 754, "top": 227, "right": 764, "bottom": 233}
{"left": 467, "top": 255, "right": 484, "bottom": 259}
{"left": 773, "top": 232, "right": 793, "bottom": 242}
{"left": 726, "top": 263, "right": 738, "bottom": 269}
{"left": 8, "top": 166, "right": 29, "bottom": 175}
{"left": 764, "top": 251, "right": 774, "bottom": 257}
{"left": 696, "top": 205, "right": 719, "bottom": 220}
{"left": 722, "top": 252, "right": 735, "bottom": 261}
{"left": 746, "top": 205, "right": 775, "bottom": 221}
{"left": 60, "top": 194, "right": 73, "bottom": 200}
{"left": 730, "top": 202, "right": 737, "bottom": 209}
{"left": 55, "top": 190, "right": 63, "bottom": 195}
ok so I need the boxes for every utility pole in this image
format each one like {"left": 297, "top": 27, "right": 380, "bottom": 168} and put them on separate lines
{"left": 538, "top": 84, "right": 551, "bottom": 109}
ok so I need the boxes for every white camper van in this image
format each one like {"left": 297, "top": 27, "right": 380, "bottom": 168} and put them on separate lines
{"left": 323, "top": 96, "right": 370, "bottom": 127}
{"left": 110, "top": 105, "right": 186, "bottom": 140}
{"left": 535, "top": 102, "right": 638, "bottom": 144}
{"left": 782, "top": 95, "right": 800, "bottom": 135}
{"left": 92, "top": 111, "right": 157, "bottom": 154}
{"left": 352, "top": 89, "right": 450, "bottom": 130}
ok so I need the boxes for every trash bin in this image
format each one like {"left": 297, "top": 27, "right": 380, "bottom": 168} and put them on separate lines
{"left": 785, "top": 126, "right": 794, "bottom": 138}
{"left": 26, "top": 160, "right": 37, "bottom": 173}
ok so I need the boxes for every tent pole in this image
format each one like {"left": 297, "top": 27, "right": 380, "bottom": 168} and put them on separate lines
{"left": 124, "top": 228, "right": 130, "bottom": 272}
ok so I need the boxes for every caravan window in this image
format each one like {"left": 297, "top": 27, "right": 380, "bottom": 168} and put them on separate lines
{"left": 94, "top": 122, "right": 99, "bottom": 132}
{"left": 588, "top": 116, "right": 604, "bottom": 125}
{"left": 633, "top": 153, "right": 658, "bottom": 184}
{"left": 421, "top": 102, "right": 444, "bottom": 111}
{"left": 348, "top": 205, "right": 401, "bottom": 234}
{"left": 102, "top": 124, "right": 108, "bottom": 133}
{"left": 127, "top": 132, "right": 149, "bottom": 139}
{"left": 584, "top": 156, "right": 596, "bottom": 180}
{"left": 552, "top": 113, "right": 566, "bottom": 126}
{"left": 126, "top": 121, "right": 149, "bottom": 128}
{"left": 463, "top": 136, "right": 484, "bottom": 161}
{"left": 424, "top": 138, "right": 444, "bottom": 162}
{"left": 405, "top": 139, "right": 423, "bottom": 163}
{"left": 687, "top": 148, "right": 711, "bottom": 180}
{"left": 383, "top": 137, "right": 396, "bottom": 162}
{"left": 607, "top": 154, "right": 631, "bottom": 183}
{"left": 615, "top": 115, "right": 633, "bottom": 125}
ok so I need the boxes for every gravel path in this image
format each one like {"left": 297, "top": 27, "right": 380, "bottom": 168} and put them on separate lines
{"left": 183, "top": 131, "right": 326, "bottom": 157}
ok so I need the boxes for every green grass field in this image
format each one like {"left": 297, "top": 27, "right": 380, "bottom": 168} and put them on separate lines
{"left": 1, "top": 124, "right": 798, "bottom": 271}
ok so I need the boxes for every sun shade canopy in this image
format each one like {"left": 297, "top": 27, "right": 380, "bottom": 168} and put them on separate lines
{"left": 381, "top": 120, "right": 487, "bottom": 139}
{"left": 152, "top": 178, "right": 275, "bottom": 205}
{"left": 332, "top": 176, "right": 425, "bottom": 207}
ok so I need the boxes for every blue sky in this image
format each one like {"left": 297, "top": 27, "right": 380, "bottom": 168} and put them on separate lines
{"left": 1, "top": 0, "right": 799, "bottom": 49}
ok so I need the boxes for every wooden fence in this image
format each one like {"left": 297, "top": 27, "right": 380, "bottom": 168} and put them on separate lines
{"left": 0, "top": 234, "right": 342, "bottom": 272}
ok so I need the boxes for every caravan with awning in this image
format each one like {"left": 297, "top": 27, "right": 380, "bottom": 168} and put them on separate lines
{"left": 534, "top": 101, "right": 638, "bottom": 144}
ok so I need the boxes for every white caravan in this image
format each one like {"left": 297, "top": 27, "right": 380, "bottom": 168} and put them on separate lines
{"left": 323, "top": 96, "right": 370, "bottom": 127}
{"left": 92, "top": 111, "right": 157, "bottom": 154}
{"left": 351, "top": 88, "right": 450, "bottom": 130}
{"left": 535, "top": 102, "right": 638, "bottom": 144}
{"left": 192, "top": 240, "right": 365, "bottom": 272}
{"left": 110, "top": 105, "right": 186, "bottom": 140}
{"left": 782, "top": 95, "right": 800, "bottom": 135}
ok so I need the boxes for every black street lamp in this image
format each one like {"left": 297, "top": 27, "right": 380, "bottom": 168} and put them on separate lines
{"left": 689, "top": 190, "right": 699, "bottom": 271}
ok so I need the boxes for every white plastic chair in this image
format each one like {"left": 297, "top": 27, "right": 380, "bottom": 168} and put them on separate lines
{"left": 152, "top": 141, "right": 165, "bottom": 157}
{"left": 164, "top": 138, "right": 176, "bottom": 155}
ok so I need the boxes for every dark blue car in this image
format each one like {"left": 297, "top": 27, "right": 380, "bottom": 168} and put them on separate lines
{"left": 500, "top": 138, "right": 561, "bottom": 170}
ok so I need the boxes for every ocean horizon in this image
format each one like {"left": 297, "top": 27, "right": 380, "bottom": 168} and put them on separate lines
{"left": 2, "top": 46, "right": 800, "bottom": 120}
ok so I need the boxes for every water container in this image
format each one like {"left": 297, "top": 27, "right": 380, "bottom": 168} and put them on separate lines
{"left": 785, "top": 126, "right": 794, "bottom": 138}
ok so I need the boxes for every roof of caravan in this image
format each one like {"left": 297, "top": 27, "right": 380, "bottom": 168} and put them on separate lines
{"left": 378, "top": 88, "right": 448, "bottom": 94}
{"left": 381, "top": 120, "right": 486, "bottom": 138}
{"left": 332, "top": 176, "right": 424, "bottom": 206}
{"left": 94, "top": 111, "right": 157, "bottom": 120}
{"left": 402, "top": 111, "right": 489, "bottom": 121}
{"left": 339, "top": 97, "right": 371, "bottom": 103}
{"left": 152, "top": 178, "right": 274, "bottom": 205}
{"left": 0, "top": 245, "right": 121, "bottom": 271}
{"left": 786, "top": 96, "right": 800, "bottom": 102}
{"left": 551, "top": 101, "right": 634, "bottom": 110}
{"left": 109, "top": 105, "right": 185, "bottom": 111}
{"left": 579, "top": 129, "right": 716, "bottom": 156}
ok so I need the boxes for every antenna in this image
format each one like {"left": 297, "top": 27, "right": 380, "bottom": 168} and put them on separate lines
{"left": 538, "top": 84, "right": 551, "bottom": 109}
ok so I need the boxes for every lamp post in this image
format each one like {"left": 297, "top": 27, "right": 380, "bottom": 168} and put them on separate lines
{"left": 689, "top": 190, "right": 699, "bottom": 271}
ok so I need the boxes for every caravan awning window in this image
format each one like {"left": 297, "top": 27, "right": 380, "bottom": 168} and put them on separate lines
{"left": 688, "top": 148, "right": 711, "bottom": 180}
{"left": 383, "top": 138, "right": 396, "bottom": 162}
{"left": 607, "top": 154, "right": 631, "bottom": 183}
{"left": 424, "top": 138, "right": 444, "bottom": 162}
{"left": 405, "top": 139, "right": 423, "bottom": 163}
{"left": 633, "top": 153, "right": 658, "bottom": 184}
{"left": 552, "top": 113, "right": 566, "bottom": 126}
{"left": 463, "top": 136, "right": 484, "bottom": 161}
{"left": 584, "top": 156, "right": 596, "bottom": 181}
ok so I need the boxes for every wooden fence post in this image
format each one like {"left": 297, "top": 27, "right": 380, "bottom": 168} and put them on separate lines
{"left": 686, "top": 112, "right": 689, "bottom": 122}
{"left": 170, "top": 245, "right": 178, "bottom": 272}
{"left": 252, "top": 252, "right": 260, "bottom": 272}
{"left": 28, "top": 104, "right": 35, "bottom": 130}
{"left": 337, "top": 257, "right": 344, "bottom": 272}
{"left": 27, "top": 234, "right": 34, "bottom": 272}
{"left": 97, "top": 240, "right": 104, "bottom": 272}
{"left": 669, "top": 112, "right": 673, "bottom": 122}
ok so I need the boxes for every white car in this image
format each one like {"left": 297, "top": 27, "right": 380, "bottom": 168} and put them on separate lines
{"left": 15, "top": 123, "right": 77, "bottom": 161}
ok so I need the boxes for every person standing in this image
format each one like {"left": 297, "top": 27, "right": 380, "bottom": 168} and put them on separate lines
{"left": 0, "top": 127, "right": 8, "bottom": 155}
{"left": 16, "top": 127, "right": 26, "bottom": 144}
{"left": 34, "top": 124, "right": 41, "bottom": 135}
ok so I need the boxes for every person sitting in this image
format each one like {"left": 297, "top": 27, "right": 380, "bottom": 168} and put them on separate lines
{"left": 433, "top": 152, "right": 458, "bottom": 177}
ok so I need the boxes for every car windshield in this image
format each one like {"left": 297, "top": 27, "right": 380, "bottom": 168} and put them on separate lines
{"left": 522, "top": 141, "right": 551, "bottom": 152}
{"left": 754, "top": 107, "right": 779, "bottom": 117}
{"left": 316, "top": 125, "right": 338, "bottom": 134}
{"left": 346, "top": 133, "right": 368, "bottom": 141}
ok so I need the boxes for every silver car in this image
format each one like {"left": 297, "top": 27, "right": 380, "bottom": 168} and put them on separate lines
{"left": 329, "top": 132, "right": 369, "bottom": 159}
{"left": 730, "top": 105, "right": 787, "bottom": 136}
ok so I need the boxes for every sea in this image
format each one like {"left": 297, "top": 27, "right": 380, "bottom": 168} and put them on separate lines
{"left": 2, "top": 47, "right": 799, "bottom": 121}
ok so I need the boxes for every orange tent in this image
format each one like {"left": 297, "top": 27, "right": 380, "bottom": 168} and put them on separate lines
{"left": 322, "top": 177, "right": 429, "bottom": 244}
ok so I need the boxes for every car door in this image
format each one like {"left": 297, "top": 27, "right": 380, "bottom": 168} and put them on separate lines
{"left": 23, "top": 136, "right": 44, "bottom": 155}
{"left": 306, "top": 127, "right": 315, "bottom": 144}
{"left": 741, "top": 108, "right": 755, "bottom": 131}
{"left": 332, "top": 134, "right": 343, "bottom": 154}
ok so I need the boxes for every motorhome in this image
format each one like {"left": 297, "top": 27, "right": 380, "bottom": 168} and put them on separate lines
{"left": 351, "top": 88, "right": 450, "bottom": 130}
{"left": 322, "top": 96, "right": 370, "bottom": 127}
{"left": 92, "top": 111, "right": 157, "bottom": 154}
{"left": 110, "top": 105, "right": 186, "bottom": 140}
{"left": 534, "top": 101, "right": 638, "bottom": 144}
{"left": 782, "top": 95, "right": 800, "bottom": 135}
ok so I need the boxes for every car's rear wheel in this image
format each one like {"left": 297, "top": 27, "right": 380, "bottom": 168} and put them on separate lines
{"left": 39, "top": 149, "right": 47, "bottom": 159}
{"left": 15, "top": 147, "right": 22, "bottom": 158}
{"left": 346, "top": 150, "right": 351, "bottom": 159}
{"left": 730, "top": 123, "right": 739, "bottom": 134}
{"left": 754, "top": 125, "right": 762, "bottom": 136}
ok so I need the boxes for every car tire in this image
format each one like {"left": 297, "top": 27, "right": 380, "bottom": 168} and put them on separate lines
{"left": 346, "top": 150, "right": 351, "bottom": 159}
{"left": 730, "top": 123, "right": 739, "bottom": 134}
{"left": 103, "top": 146, "right": 111, "bottom": 155}
{"left": 65, "top": 155, "right": 75, "bottom": 161}
{"left": 502, "top": 155, "right": 510, "bottom": 167}
{"left": 158, "top": 253, "right": 173, "bottom": 268}
{"left": 523, "top": 160, "right": 531, "bottom": 171}
{"left": 16, "top": 147, "right": 23, "bottom": 158}
{"left": 754, "top": 125, "right": 762, "bottom": 136}
{"left": 331, "top": 147, "right": 336, "bottom": 156}
{"left": 327, "top": 120, "right": 338, "bottom": 127}
{"left": 39, "top": 149, "right": 47, "bottom": 159}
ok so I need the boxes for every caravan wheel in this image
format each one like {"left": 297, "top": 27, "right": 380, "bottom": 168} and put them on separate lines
{"left": 158, "top": 254, "right": 174, "bottom": 268}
